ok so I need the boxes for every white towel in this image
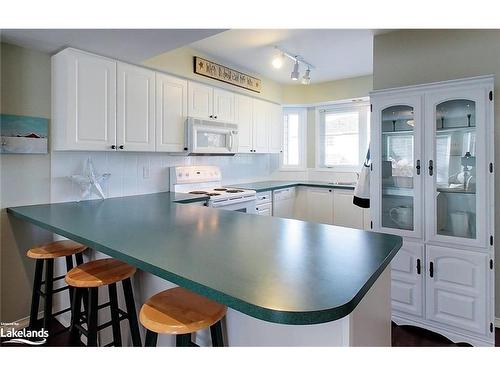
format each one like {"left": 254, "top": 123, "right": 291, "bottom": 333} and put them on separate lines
{"left": 353, "top": 148, "right": 370, "bottom": 208}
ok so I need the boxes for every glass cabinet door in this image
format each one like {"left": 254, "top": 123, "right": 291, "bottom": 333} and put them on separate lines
{"left": 380, "top": 105, "right": 418, "bottom": 232}
{"left": 425, "top": 86, "right": 488, "bottom": 247}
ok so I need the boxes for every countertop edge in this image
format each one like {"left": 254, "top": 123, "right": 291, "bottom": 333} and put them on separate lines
{"left": 228, "top": 181, "right": 356, "bottom": 193}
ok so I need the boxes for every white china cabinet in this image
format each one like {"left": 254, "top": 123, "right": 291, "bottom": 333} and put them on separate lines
{"left": 370, "top": 75, "right": 495, "bottom": 346}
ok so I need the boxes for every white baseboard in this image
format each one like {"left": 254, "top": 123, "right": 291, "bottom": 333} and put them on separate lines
{"left": 495, "top": 317, "right": 500, "bottom": 328}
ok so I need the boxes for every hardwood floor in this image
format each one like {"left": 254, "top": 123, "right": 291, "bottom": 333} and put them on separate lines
{"left": 392, "top": 322, "right": 500, "bottom": 347}
{"left": 2, "top": 319, "right": 498, "bottom": 347}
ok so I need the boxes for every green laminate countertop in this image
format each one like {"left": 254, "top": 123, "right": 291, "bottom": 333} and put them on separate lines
{"left": 7, "top": 192, "right": 401, "bottom": 325}
{"left": 227, "top": 180, "right": 356, "bottom": 193}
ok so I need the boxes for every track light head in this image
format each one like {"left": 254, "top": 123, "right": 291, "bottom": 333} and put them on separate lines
{"left": 301, "top": 67, "right": 311, "bottom": 85}
{"left": 291, "top": 60, "right": 300, "bottom": 81}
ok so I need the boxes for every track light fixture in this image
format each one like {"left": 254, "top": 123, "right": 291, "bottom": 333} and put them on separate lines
{"left": 271, "top": 46, "right": 315, "bottom": 84}
{"left": 291, "top": 60, "right": 300, "bottom": 81}
{"left": 302, "top": 67, "right": 311, "bottom": 85}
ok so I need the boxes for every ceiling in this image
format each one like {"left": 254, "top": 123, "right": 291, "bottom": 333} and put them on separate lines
{"left": 190, "top": 29, "right": 381, "bottom": 84}
{"left": 0, "top": 29, "right": 226, "bottom": 62}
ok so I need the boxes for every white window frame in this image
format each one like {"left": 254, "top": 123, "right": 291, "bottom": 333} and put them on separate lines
{"left": 280, "top": 107, "right": 307, "bottom": 171}
{"left": 315, "top": 99, "right": 370, "bottom": 172}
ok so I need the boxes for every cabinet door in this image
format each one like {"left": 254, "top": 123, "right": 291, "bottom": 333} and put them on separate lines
{"left": 156, "top": 73, "right": 188, "bottom": 152}
{"left": 252, "top": 99, "right": 269, "bottom": 153}
{"left": 370, "top": 95, "right": 424, "bottom": 239}
{"left": 116, "top": 63, "right": 155, "bottom": 151}
{"left": 268, "top": 103, "right": 283, "bottom": 153}
{"left": 391, "top": 241, "right": 424, "bottom": 318}
{"left": 188, "top": 81, "right": 213, "bottom": 119}
{"left": 235, "top": 94, "right": 253, "bottom": 153}
{"left": 333, "top": 190, "right": 364, "bottom": 229}
{"left": 306, "top": 187, "right": 334, "bottom": 224}
{"left": 424, "top": 83, "right": 491, "bottom": 248}
{"left": 255, "top": 203, "right": 272, "bottom": 216}
{"left": 213, "top": 88, "right": 235, "bottom": 122}
{"left": 425, "top": 245, "right": 489, "bottom": 336}
{"left": 64, "top": 50, "right": 117, "bottom": 150}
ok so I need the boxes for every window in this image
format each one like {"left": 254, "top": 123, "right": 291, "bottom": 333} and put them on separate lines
{"left": 281, "top": 108, "right": 306, "bottom": 169}
{"left": 317, "top": 101, "right": 370, "bottom": 170}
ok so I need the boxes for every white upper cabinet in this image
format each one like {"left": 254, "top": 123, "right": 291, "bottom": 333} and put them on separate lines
{"left": 155, "top": 73, "right": 188, "bottom": 152}
{"left": 52, "top": 49, "right": 117, "bottom": 151}
{"left": 235, "top": 94, "right": 253, "bottom": 153}
{"left": 213, "top": 88, "right": 235, "bottom": 122}
{"left": 116, "top": 63, "right": 155, "bottom": 151}
{"left": 370, "top": 94, "right": 424, "bottom": 239}
{"left": 268, "top": 103, "right": 283, "bottom": 153}
{"left": 424, "top": 86, "right": 490, "bottom": 249}
{"left": 252, "top": 99, "right": 269, "bottom": 153}
{"left": 188, "top": 82, "right": 235, "bottom": 122}
{"left": 188, "top": 81, "right": 213, "bottom": 119}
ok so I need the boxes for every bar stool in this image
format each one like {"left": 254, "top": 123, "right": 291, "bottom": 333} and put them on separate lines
{"left": 139, "top": 287, "right": 227, "bottom": 347}
{"left": 27, "top": 240, "right": 87, "bottom": 332}
{"left": 65, "top": 258, "right": 142, "bottom": 347}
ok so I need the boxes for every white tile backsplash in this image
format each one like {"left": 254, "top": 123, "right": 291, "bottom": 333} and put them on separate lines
{"left": 50, "top": 152, "right": 279, "bottom": 202}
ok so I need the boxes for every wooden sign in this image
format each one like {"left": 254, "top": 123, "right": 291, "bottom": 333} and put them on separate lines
{"left": 194, "top": 56, "right": 261, "bottom": 93}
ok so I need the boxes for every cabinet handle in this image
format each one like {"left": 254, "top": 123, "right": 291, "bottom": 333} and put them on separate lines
{"left": 214, "top": 115, "right": 218, "bottom": 119}
{"left": 428, "top": 160, "right": 434, "bottom": 176}
{"left": 416, "top": 258, "right": 421, "bottom": 275}
{"left": 119, "top": 145, "right": 124, "bottom": 150}
{"left": 429, "top": 261, "right": 434, "bottom": 278}
{"left": 416, "top": 160, "right": 421, "bottom": 175}
{"left": 209, "top": 115, "right": 213, "bottom": 119}
{"left": 111, "top": 145, "right": 116, "bottom": 150}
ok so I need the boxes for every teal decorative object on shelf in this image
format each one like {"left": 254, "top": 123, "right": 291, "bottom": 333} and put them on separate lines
{"left": 0, "top": 113, "right": 49, "bottom": 154}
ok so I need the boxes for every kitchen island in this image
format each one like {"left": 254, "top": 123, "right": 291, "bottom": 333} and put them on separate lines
{"left": 7, "top": 192, "right": 401, "bottom": 346}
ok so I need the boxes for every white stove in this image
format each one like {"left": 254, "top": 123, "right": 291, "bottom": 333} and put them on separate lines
{"left": 170, "top": 166, "right": 256, "bottom": 212}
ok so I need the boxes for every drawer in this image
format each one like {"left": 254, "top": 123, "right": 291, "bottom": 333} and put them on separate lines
{"left": 256, "top": 191, "right": 271, "bottom": 203}
{"left": 255, "top": 202, "right": 272, "bottom": 216}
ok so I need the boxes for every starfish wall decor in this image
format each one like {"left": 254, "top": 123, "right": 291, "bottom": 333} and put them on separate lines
{"left": 70, "top": 157, "right": 111, "bottom": 201}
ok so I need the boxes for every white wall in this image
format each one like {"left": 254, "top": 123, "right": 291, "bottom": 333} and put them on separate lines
{"left": 0, "top": 43, "right": 54, "bottom": 323}
{"left": 373, "top": 29, "right": 500, "bottom": 317}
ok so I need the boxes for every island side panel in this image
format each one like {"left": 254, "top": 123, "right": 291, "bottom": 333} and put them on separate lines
{"left": 349, "top": 266, "right": 392, "bottom": 346}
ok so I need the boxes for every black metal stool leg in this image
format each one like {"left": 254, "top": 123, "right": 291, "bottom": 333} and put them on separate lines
{"left": 122, "top": 278, "right": 142, "bottom": 347}
{"left": 74, "top": 252, "right": 84, "bottom": 266}
{"left": 176, "top": 334, "right": 191, "bottom": 347}
{"left": 69, "top": 287, "right": 82, "bottom": 345}
{"left": 43, "top": 259, "right": 54, "bottom": 331}
{"left": 28, "top": 259, "right": 44, "bottom": 330}
{"left": 87, "top": 287, "right": 99, "bottom": 347}
{"left": 210, "top": 320, "right": 224, "bottom": 347}
{"left": 145, "top": 330, "right": 158, "bottom": 347}
{"left": 65, "top": 255, "right": 75, "bottom": 316}
{"left": 108, "top": 283, "right": 122, "bottom": 347}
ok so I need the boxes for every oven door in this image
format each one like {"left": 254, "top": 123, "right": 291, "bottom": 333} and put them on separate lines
{"left": 188, "top": 118, "right": 238, "bottom": 154}
{"left": 211, "top": 199, "right": 256, "bottom": 213}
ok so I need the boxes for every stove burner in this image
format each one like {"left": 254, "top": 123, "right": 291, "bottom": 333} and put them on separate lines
{"left": 226, "top": 189, "right": 244, "bottom": 193}
{"left": 206, "top": 193, "right": 221, "bottom": 196}
{"left": 213, "top": 188, "right": 227, "bottom": 191}
{"left": 189, "top": 191, "right": 209, "bottom": 195}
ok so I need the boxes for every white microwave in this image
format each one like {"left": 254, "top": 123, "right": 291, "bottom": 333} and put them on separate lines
{"left": 186, "top": 117, "right": 238, "bottom": 155}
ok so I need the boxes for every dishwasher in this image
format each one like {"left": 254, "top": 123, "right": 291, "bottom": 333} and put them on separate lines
{"left": 272, "top": 187, "right": 296, "bottom": 218}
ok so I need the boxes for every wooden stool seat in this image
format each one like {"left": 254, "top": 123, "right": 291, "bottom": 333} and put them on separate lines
{"left": 65, "top": 258, "right": 136, "bottom": 288}
{"left": 27, "top": 240, "right": 87, "bottom": 259}
{"left": 140, "top": 287, "right": 227, "bottom": 335}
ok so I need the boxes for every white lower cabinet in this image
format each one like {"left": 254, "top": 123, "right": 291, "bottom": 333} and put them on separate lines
{"left": 425, "top": 245, "right": 489, "bottom": 337}
{"left": 391, "top": 242, "right": 494, "bottom": 345}
{"left": 391, "top": 241, "right": 424, "bottom": 318}
{"left": 255, "top": 191, "right": 272, "bottom": 216}
{"left": 333, "top": 190, "right": 364, "bottom": 229}
{"left": 305, "top": 187, "right": 334, "bottom": 224}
